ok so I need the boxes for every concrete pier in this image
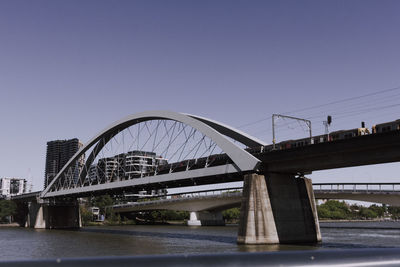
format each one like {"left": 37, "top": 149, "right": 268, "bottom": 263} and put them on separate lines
{"left": 266, "top": 173, "right": 321, "bottom": 243}
{"left": 187, "top": 211, "right": 225, "bottom": 226}
{"left": 237, "top": 173, "right": 279, "bottom": 244}
{"left": 238, "top": 173, "right": 320, "bottom": 244}
{"left": 25, "top": 202, "right": 81, "bottom": 229}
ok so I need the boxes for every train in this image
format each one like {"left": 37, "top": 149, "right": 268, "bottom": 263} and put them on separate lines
{"left": 372, "top": 119, "right": 400, "bottom": 133}
{"left": 256, "top": 119, "right": 400, "bottom": 153}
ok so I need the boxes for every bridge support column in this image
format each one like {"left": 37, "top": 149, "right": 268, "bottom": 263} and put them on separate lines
{"left": 25, "top": 202, "right": 44, "bottom": 228}
{"left": 25, "top": 202, "right": 81, "bottom": 229}
{"left": 266, "top": 173, "right": 321, "bottom": 243}
{"left": 188, "top": 211, "right": 201, "bottom": 226}
{"left": 187, "top": 211, "right": 225, "bottom": 226}
{"left": 237, "top": 173, "right": 279, "bottom": 244}
{"left": 237, "top": 173, "right": 321, "bottom": 244}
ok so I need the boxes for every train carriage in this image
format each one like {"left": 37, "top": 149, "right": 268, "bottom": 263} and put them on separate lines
{"left": 330, "top": 127, "right": 370, "bottom": 141}
{"left": 372, "top": 119, "right": 400, "bottom": 133}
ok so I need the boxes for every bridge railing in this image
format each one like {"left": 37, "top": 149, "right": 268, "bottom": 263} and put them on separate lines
{"left": 126, "top": 183, "right": 400, "bottom": 204}
{"left": 175, "top": 187, "right": 243, "bottom": 199}
{"left": 121, "top": 187, "right": 243, "bottom": 204}
{"left": 113, "top": 187, "right": 244, "bottom": 209}
{"left": 313, "top": 183, "right": 400, "bottom": 193}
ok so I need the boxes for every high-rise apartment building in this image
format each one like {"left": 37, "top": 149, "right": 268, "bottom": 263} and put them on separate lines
{"left": 124, "top": 151, "right": 167, "bottom": 179}
{"left": 0, "top": 177, "right": 26, "bottom": 197}
{"left": 89, "top": 151, "right": 167, "bottom": 183}
{"left": 44, "top": 138, "right": 84, "bottom": 189}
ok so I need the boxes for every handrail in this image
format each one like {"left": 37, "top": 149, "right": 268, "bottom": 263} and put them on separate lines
{"left": 313, "top": 183, "right": 400, "bottom": 193}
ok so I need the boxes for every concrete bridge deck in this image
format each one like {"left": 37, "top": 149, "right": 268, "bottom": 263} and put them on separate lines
{"left": 112, "top": 183, "right": 400, "bottom": 216}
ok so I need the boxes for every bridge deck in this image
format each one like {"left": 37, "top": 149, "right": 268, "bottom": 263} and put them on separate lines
{"left": 257, "top": 131, "right": 400, "bottom": 173}
{"left": 41, "top": 130, "right": 400, "bottom": 199}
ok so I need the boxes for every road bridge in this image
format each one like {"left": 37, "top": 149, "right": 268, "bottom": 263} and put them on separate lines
{"left": 18, "top": 111, "right": 400, "bottom": 245}
{"left": 314, "top": 183, "right": 400, "bottom": 206}
{"left": 112, "top": 183, "right": 400, "bottom": 225}
{"left": 114, "top": 188, "right": 242, "bottom": 226}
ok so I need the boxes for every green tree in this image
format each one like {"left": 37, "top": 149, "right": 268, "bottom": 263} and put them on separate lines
{"left": 80, "top": 206, "right": 93, "bottom": 226}
{"left": 0, "top": 200, "right": 17, "bottom": 222}
{"left": 359, "top": 207, "right": 378, "bottom": 219}
{"left": 317, "top": 206, "right": 331, "bottom": 219}
{"left": 317, "top": 200, "right": 350, "bottom": 220}
{"left": 388, "top": 206, "right": 400, "bottom": 219}
{"left": 161, "top": 210, "right": 188, "bottom": 221}
{"left": 349, "top": 204, "right": 360, "bottom": 212}
{"left": 369, "top": 204, "right": 385, "bottom": 218}
{"left": 106, "top": 212, "right": 121, "bottom": 224}
{"left": 135, "top": 210, "right": 189, "bottom": 223}
{"left": 91, "top": 195, "right": 114, "bottom": 218}
{"left": 222, "top": 208, "right": 241, "bottom": 222}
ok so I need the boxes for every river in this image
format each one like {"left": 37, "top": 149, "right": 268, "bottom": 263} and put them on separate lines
{"left": 1, "top": 221, "right": 400, "bottom": 261}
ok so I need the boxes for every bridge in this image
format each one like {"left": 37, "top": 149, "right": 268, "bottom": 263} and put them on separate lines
{"left": 18, "top": 183, "right": 400, "bottom": 227}
{"left": 314, "top": 183, "right": 400, "bottom": 206}
{"left": 112, "top": 183, "right": 400, "bottom": 226}
{"left": 15, "top": 111, "right": 400, "bottom": 245}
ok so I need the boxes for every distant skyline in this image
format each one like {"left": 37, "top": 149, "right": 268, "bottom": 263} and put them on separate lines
{"left": 0, "top": 0, "right": 400, "bottom": 190}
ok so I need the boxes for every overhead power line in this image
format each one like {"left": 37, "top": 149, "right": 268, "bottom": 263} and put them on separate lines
{"left": 282, "top": 85, "right": 400, "bottom": 116}
{"left": 236, "top": 85, "right": 400, "bottom": 130}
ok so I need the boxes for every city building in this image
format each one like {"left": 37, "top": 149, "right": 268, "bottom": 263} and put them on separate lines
{"left": 97, "top": 156, "right": 119, "bottom": 183}
{"left": 90, "top": 150, "right": 167, "bottom": 183}
{"left": 125, "top": 151, "right": 163, "bottom": 179}
{"left": 0, "top": 177, "right": 27, "bottom": 197}
{"left": 88, "top": 164, "right": 99, "bottom": 183}
{"left": 44, "top": 138, "right": 84, "bottom": 189}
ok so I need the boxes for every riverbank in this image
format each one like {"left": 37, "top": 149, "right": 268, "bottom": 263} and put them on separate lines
{"left": 0, "top": 223, "right": 19, "bottom": 227}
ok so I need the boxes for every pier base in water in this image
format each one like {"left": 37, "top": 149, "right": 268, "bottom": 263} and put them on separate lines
{"left": 25, "top": 202, "right": 81, "bottom": 229}
{"left": 237, "top": 173, "right": 321, "bottom": 244}
{"left": 187, "top": 211, "right": 225, "bottom": 226}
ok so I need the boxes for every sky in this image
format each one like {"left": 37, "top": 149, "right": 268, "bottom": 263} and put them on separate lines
{"left": 0, "top": 0, "right": 400, "bottom": 191}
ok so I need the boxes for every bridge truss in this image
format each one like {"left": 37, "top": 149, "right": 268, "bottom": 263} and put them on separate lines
{"left": 41, "top": 111, "right": 264, "bottom": 199}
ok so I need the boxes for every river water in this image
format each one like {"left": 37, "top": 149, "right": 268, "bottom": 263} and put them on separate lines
{"left": 1, "top": 221, "right": 400, "bottom": 261}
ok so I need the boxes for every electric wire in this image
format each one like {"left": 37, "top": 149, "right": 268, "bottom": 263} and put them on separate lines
{"left": 237, "top": 85, "right": 400, "bottom": 130}
{"left": 237, "top": 85, "right": 400, "bottom": 142}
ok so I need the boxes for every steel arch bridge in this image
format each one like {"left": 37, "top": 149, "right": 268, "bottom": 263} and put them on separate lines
{"left": 41, "top": 111, "right": 265, "bottom": 199}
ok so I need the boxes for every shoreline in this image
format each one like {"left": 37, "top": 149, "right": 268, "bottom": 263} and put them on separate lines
{"left": 0, "top": 223, "right": 19, "bottom": 227}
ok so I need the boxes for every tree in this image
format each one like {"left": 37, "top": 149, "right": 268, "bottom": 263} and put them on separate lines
{"left": 368, "top": 204, "right": 384, "bottom": 218}
{"left": 359, "top": 207, "right": 378, "bottom": 219}
{"left": 349, "top": 204, "right": 360, "bottom": 212}
{"left": 222, "top": 208, "right": 241, "bottom": 222}
{"left": 91, "top": 195, "right": 114, "bottom": 218}
{"left": 0, "top": 200, "right": 17, "bottom": 222}
{"left": 317, "top": 206, "right": 331, "bottom": 219}
{"left": 317, "top": 200, "right": 351, "bottom": 219}
{"left": 388, "top": 206, "right": 400, "bottom": 219}
{"left": 80, "top": 206, "right": 93, "bottom": 226}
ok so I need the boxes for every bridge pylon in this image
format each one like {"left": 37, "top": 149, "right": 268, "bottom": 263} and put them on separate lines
{"left": 24, "top": 200, "right": 81, "bottom": 229}
{"left": 238, "top": 173, "right": 321, "bottom": 244}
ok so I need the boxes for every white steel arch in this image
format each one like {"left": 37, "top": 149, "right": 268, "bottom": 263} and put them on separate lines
{"left": 41, "top": 111, "right": 262, "bottom": 198}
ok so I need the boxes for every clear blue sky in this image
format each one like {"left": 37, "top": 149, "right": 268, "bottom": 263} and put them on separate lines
{"left": 0, "top": 0, "right": 400, "bottom": 190}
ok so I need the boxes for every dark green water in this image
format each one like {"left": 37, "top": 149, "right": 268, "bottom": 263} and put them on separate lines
{"left": 1, "top": 222, "right": 400, "bottom": 261}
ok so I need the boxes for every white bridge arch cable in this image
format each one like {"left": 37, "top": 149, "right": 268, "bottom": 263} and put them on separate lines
{"left": 43, "top": 111, "right": 262, "bottom": 197}
{"left": 53, "top": 120, "right": 230, "bottom": 192}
